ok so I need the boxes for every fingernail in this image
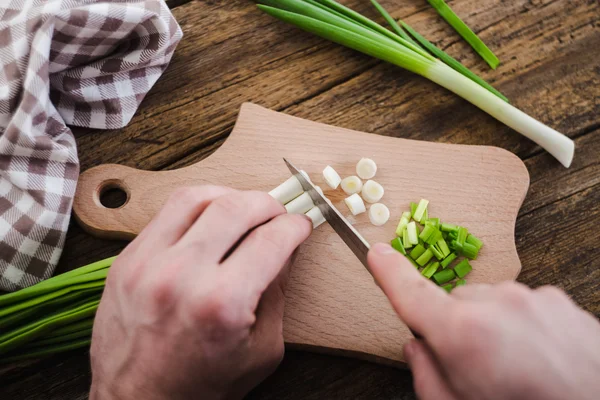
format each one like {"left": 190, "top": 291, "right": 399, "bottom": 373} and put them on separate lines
{"left": 372, "top": 242, "right": 395, "bottom": 255}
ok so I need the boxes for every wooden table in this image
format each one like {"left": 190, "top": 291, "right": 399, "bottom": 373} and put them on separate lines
{"left": 1, "top": 0, "right": 598, "bottom": 398}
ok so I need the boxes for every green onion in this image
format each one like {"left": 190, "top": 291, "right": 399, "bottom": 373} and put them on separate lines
{"left": 455, "top": 279, "right": 467, "bottom": 287}
{"left": 430, "top": 244, "right": 444, "bottom": 260}
{"left": 426, "top": 217, "right": 440, "bottom": 228}
{"left": 440, "top": 252, "right": 458, "bottom": 269}
{"left": 416, "top": 248, "right": 434, "bottom": 266}
{"left": 412, "top": 199, "right": 429, "bottom": 223}
{"left": 427, "top": 0, "right": 499, "bottom": 69}
{"left": 410, "top": 202, "right": 417, "bottom": 217}
{"left": 454, "top": 259, "right": 473, "bottom": 278}
{"left": 395, "top": 211, "right": 411, "bottom": 236}
{"left": 419, "top": 224, "right": 436, "bottom": 242}
{"left": 433, "top": 268, "right": 455, "bottom": 285}
{"left": 456, "top": 227, "right": 468, "bottom": 246}
{"left": 424, "top": 229, "right": 442, "bottom": 246}
{"left": 398, "top": 20, "right": 507, "bottom": 102}
{"left": 461, "top": 242, "right": 479, "bottom": 259}
{"left": 437, "top": 238, "right": 451, "bottom": 257}
{"left": 369, "top": 0, "right": 419, "bottom": 47}
{"left": 441, "top": 283, "right": 454, "bottom": 293}
{"left": 421, "top": 261, "right": 440, "bottom": 279}
{"left": 466, "top": 234, "right": 483, "bottom": 250}
{"left": 409, "top": 243, "right": 426, "bottom": 260}
{"left": 407, "top": 221, "right": 419, "bottom": 245}
{"left": 441, "top": 223, "right": 457, "bottom": 232}
{"left": 390, "top": 237, "right": 406, "bottom": 255}
{"left": 402, "top": 226, "right": 412, "bottom": 249}
{"left": 258, "top": 0, "right": 574, "bottom": 167}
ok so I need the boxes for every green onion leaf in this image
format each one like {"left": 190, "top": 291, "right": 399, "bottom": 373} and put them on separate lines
{"left": 369, "top": 0, "right": 420, "bottom": 47}
{"left": 466, "top": 234, "right": 483, "bottom": 250}
{"left": 416, "top": 248, "right": 434, "bottom": 266}
{"left": 454, "top": 259, "right": 473, "bottom": 278}
{"left": 421, "top": 261, "right": 440, "bottom": 279}
{"left": 403, "top": 226, "right": 412, "bottom": 249}
{"left": 430, "top": 245, "right": 444, "bottom": 260}
{"left": 441, "top": 283, "right": 454, "bottom": 293}
{"left": 413, "top": 199, "right": 429, "bottom": 223}
{"left": 455, "top": 279, "right": 467, "bottom": 287}
{"left": 440, "top": 252, "right": 458, "bottom": 269}
{"left": 433, "top": 268, "right": 455, "bottom": 285}
{"left": 441, "top": 223, "right": 458, "bottom": 232}
{"left": 391, "top": 237, "right": 406, "bottom": 255}
{"left": 437, "top": 238, "right": 451, "bottom": 257}
{"left": 410, "top": 202, "right": 418, "bottom": 218}
{"left": 427, "top": 0, "right": 500, "bottom": 69}
{"left": 409, "top": 243, "right": 426, "bottom": 260}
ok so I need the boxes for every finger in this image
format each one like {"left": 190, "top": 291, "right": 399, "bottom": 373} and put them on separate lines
{"left": 124, "top": 186, "right": 236, "bottom": 258}
{"left": 223, "top": 213, "right": 311, "bottom": 299}
{"left": 368, "top": 243, "right": 452, "bottom": 339}
{"left": 177, "top": 191, "right": 286, "bottom": 264}
{"left": 451, "top": 283, "right": 493, "bottom": 301}
{"left": 405, "top": 340, "right": 458, "bottom": 400}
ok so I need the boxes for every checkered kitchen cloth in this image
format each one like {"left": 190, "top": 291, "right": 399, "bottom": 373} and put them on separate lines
{"left": 0, "top": 0, "right": 182, "bottom": 291}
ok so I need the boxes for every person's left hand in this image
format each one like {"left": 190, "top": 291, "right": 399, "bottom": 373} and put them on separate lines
{"left": 89, "top": 186, "right": 312, "bottom": 400}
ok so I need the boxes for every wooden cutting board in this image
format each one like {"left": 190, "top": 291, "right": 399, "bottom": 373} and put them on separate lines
{"left": 73, "top": 102, "right": 529, "bottom": 365}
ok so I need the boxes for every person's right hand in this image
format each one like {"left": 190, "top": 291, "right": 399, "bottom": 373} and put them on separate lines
{"left": 368, "top": 243, "right": 600, "bottom": 400}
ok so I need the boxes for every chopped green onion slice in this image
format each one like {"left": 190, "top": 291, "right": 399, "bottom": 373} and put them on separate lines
{"left": 455, "top": 279, "right": 467, "bottom": 287}
{"left": 433, "top": 268, "right": 455, "bottom": 285}
{"left": 421, "top": 261, "right": 440, "bottom": 279}
{"left": 422, "top": 208, "right": 428, "bottom": 222}
{"left": 456, "top": 227, "right": 468, "bottom": 246}
{"left": 440, "top": 252, "right": 458, "bottom": 269}
{"left": 403, "top": 227, "right": 412, "bottom": 249}
{"left": 390, "top": 237, "right": 406, "bottom": 255}
{"left": 407, "top": 221, "right": 419, "bottom": 245}
{"left": 466, "top": 234, "right": 483, "bottom": 250}
{"left": 419, "top": 224, "right": 436, "bottom": 241}
{"left": 454, "top": 259, "right": 473, "bottom": 278}
{"left": 437, "top": 238, "right": 451, "bottom": 257}
{"left": 441, "top": 283, "right": 454, "bottom": 293}
{"left": 409, "top": 244, "right": 426, "bottom": 260}
{"left": 441, "top": 223, "right": 457, "bottom": 232}
{"left": 395, "top": 215, "right": 410, "bottom": 236}
{"left": 430, "top": 245, "right": 444, "bottom": 260}
{"left": 413, "top": 199, "right": 429, "bottom": 223}
{"left": 426, "top": 217, "right": 440, "bottom": 228}
{"left": 410, "top": 202, "right": 417, "bottom": 218}
{"left": 462, "top": 242, "right": 479, "bottom": 259}
{"left": 425, "top": 229, "right": 443, "bottom": 246}
{"left": 427, "top": 0, "right": 500, "bottom": 69}
{"left": 416, "top": 248, "right": 434, "bottom": 266}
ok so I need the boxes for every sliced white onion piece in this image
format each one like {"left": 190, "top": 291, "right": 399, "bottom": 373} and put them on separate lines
{"left": 356, "top": 158, "right": 377, "bottom": 179}
{"left": 323, "top": 165, "right": 342, "bottom": 189}
{"left": 368, "top": 203, "right": 390, "bottom": 226}
{"left": 340, "top": 175, "right": 363, "bottom": 195}
{"left": 361, "top": 180, "right": 384, "bottom": 203}
{"left": 269, "top": 176, "right": 303, "bottom": 205}
{"left": 344, "top": 193, "right": 366, "bottom": 216}
{"left": 306, "top": 206, "right": 326, "bottom": 228}
{"left": 285, "top": 192, "right": 315, "bottom": 214}
{"left": 314, "top": 185, "right": 324, "bottom": 196}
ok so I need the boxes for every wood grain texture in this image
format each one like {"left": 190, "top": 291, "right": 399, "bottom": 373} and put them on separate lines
{"left": 72, "top": 103, "right": 529, "bottom": 364}
{"left": 1, "top": 0, "right": 598, "bottom": 398}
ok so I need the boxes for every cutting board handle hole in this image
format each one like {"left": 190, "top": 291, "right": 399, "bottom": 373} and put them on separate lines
{"left": 97, "top": 180, "right": 129, "bottom": 209}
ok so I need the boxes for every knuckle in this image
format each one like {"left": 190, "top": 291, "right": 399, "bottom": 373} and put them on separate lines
{"left": 145, "top": 273, "right": 178, "bottom": 310}
{"left": 168, "top": 186, "right": 226, "bottom": 209}
{"left": 452, "top": 306, "right": 493, "bottom": 351}
{"left": 190, "top": 287, "right": 242, "bottom": 330}
{"left": 253, "top": 224, "right": 287, "bottom": 252}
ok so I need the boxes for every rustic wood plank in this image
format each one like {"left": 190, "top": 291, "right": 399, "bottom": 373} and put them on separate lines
{"left": 1, "top": 0, "right": 599, "bottom": 399}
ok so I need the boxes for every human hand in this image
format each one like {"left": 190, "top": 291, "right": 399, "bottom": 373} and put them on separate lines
{"left": 368, "top": 243, "right": 600, "bottom": 400}
{"left": 89, "top": 186, "right": 312, "bottom": 400}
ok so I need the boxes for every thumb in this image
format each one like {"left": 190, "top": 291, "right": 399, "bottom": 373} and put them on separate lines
{"left": 405, "top": 340, "right": 457, "bottom": 400}
{"left": 368, "top": 243, "right": 451, "bottom": 337}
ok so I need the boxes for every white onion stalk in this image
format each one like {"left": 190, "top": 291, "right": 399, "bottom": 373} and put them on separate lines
{"left": 259, "top": 3, "right": 575, "bottom": 167}
{"left": 285, "top": 191, "right": 315, "bottom": 214}
{"left": 323, "top": 165, "right": 342, "bottom": 189}
{"left": 361, "top": 180, "right": 384, "bottom": 203}
{"left": 269, "top": 175, "right": 304, "bottom": 204}
{"left": 340, "top": 175, "right": 363, "bottom": 195}
{"left": 305, "top": 206, "right": 326, "bottom": 228}
{"left": 427, "top": 61, "right": 574, "bottom": 167}
{"left": 356, "top": 158, "right": 377, "bottom": 179}
{"left": 344, "top": 193, "right": 366, "bottom": 215}
{"left": 368, "top": 203, "right": 390, "bottom": 226}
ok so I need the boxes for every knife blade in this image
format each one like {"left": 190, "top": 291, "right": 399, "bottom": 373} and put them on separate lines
{"left": 283, "top": 158, "right": 372, "bottom": 274}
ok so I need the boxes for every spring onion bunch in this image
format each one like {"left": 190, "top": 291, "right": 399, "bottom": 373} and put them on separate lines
{"left": 0, "top": 257, "right": 115, "bottom": 362}
{"left": 257, "top": 0, "right": 575, "bottom": 167}
{"left": 391, "top": 199, "right": 480, "bottom": 292}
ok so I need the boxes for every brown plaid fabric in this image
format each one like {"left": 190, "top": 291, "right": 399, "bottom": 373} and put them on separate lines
{"left": 0, "top": 0, "right": 182, "bottom": 291}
